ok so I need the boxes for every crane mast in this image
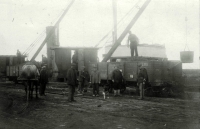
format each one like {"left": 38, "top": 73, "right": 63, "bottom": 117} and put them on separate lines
{"left": 102, "top": 0, "right": 151, "bottom": 62}
{"left": 30, "top": 0, "right": 75, "bottom": 61}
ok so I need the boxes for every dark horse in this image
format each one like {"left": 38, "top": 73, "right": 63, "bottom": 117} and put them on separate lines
{"left": 19, "top": 62, "right": 39, "bottom": 101}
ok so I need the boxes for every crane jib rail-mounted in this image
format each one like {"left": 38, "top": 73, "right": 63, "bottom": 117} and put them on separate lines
{"left": 102, "top": 0, "right": 151, "bottom": 62}
{"left": 30, "top": 0, "right": 75, "bottom": 62}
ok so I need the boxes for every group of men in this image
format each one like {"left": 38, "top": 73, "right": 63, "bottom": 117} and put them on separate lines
{"left": 66, "top": 62, "right": 148, "bottom": 102}
{"left": 66, "top": 63, "right": 101, "bottom": 102}
{"left": 111, "top": 64, "right": 148, "bottom": 99}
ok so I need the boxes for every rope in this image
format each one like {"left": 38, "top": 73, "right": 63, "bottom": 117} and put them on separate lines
{"left": 95, "top": 0, "right": 141, "bottom": 47}
{"left": 184, "top": 0, "right": 189, "bottom": 51}
{"left": 22, "top": 3, "right": 66, "bottom": 56}
{"left": 23, "top": 30, "right": 46, "bottom": 55}
{"left": 184, "top": 44, "right": 190, "bottom": 51}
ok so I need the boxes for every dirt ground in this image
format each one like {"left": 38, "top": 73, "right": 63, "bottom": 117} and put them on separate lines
{"left": 0, "top": 82, "right": 200, "bottom": 129}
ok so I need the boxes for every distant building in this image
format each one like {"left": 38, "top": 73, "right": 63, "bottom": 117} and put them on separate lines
{"left": 104, "top": 44, "right": 167, "bottom": 58}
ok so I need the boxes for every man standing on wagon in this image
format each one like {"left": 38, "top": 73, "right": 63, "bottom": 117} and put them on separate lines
{"left": 127, "top": 31, "right": 139, "bottom": 57}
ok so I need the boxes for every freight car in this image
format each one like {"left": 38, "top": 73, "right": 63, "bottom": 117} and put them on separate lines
{"left": 50, "top": 47, "right": 183, "bottom": 97}
{"left": 88, "top": 56, "right": 183, "bottom": 97}
{"left": 0, "top": 55, "right": 26, "bottom": 82}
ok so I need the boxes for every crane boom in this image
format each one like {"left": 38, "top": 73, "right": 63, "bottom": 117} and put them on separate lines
{"left": 102, "top": 0, "right": 151, "bottom": 62}
{"left": 30, "top": 0, "right": 75, "bottom": 61}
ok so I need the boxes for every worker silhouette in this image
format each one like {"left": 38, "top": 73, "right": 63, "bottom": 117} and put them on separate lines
{"left": 127, "top": 31, "right": 139, "bottom": 57}
{"left": 137, "top": 64, "right": 148, "bottom": 100}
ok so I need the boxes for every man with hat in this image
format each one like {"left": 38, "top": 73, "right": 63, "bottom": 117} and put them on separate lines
{"left": 78, "top": 66, "right": 90, "bottom": 94}
{"left": 127, "top": 31, "right": 139, "bottom": 57}
{"left": 39, "top": 66, "right": 48, "bottom": 96}
{"left": 137, "top": 64, "right": 148, "bottom": 100}
{"left": 67, "top": 63, "right": 78, "bottom": 102}
{"left": 90, "top": 65, "right": 101, "bottom": 97}
{"left": 111, "top": 65, "right": 123, "bottom": 96}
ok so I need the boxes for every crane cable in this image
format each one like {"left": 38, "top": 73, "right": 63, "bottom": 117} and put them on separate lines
{"left": 184, "top": 0, "right": 189, "bottom": 51}
{"left": 24, "top": 32, "right": 46, "bottom": 55}
{"left": 95, "top": 0, "right": 141, "bottom": 48}
{"left": 22, "top": 5, "right": 66, "bottom": 56}
{"left": 97, "top": 0, "right": 142, "bottom": 48}
{"left": 23, "top": 31, "right": 46, "bottom": 55}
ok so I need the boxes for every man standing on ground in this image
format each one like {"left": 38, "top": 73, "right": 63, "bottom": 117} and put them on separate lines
{"left": 91, "top": 65, "right": 101, "bottom": 97}
{"left": 127, "top": 31, "right": 139, "bottom": 57}
{"left": 137, "top": 64, "right": 148, "bottom": 100}
{"left": 78, "top": 66, "right": 90, "bottom": 95}
{"left": 67, "top": 63, "right": 78, "bottom": 102}
{"left": 111, "top": 66, "right": 123, "bottom": 96}
{"left": 39, "top": 66, "right": 48, "bottom": 96}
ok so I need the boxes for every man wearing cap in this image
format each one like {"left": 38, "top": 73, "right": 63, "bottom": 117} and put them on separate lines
{"left": 39, "top": 66, "right": 48, "bottom": 96}
{"left": 127, "top": 31, "right": 139, "bottom": 57}
{"left": 91, "top": 65, "right": 101, "bottom": 97}
{"left": 78, "top": 66, "right": 90, "bottom": 94}
{"left": 67, "top": 63, "right": 78, "bottom": 102}
{"left": 137, "top": 64, "right": 148, "bottom": 100}
{"left": 111, "top": 66, "right": 123, "bottom": 96}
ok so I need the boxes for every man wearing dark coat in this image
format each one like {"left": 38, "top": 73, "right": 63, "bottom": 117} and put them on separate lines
{"left": 67, "top": 63, "right": 78, "bottom": 102}
{"left": 111, "top": 66, "right": 123, "bottom": 96}
{"left": 137, "top": 64, "right": 148, "bottom": 100}
{"left": 78, "top": 66, "right": 90, "bottom": 94}
{"left": 91, "top": 65, "right": 101, "bottom": 97}
{"left": 39, "top": 66, "right": 48, "bottom": 96}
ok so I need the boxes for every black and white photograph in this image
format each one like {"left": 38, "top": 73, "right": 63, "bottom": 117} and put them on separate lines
{"left": 0, "top": 0, "right": 200, "bottom": 128}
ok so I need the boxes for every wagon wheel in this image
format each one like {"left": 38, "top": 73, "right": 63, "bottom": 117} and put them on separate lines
{"left": 120, "top": 85, "right": 126, "bottom": 93}
{"left": 161, "top": 87, "right": 171, "bottom": 97}
{"left": 144, "top": 87, "right": 154, "bottom": 97}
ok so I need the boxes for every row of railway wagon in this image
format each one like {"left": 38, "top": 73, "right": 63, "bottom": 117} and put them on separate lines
{"left": 0, "top": 55, "right": 26, "bottom": 82}
{"left": 87, "top": 59, "right": 183, "bottom": 97}
{"left": 0, "top": 48, "right": 184, "bottom": 97}
{"left": 52, "top": 47, "right": 184, "bottom": 97}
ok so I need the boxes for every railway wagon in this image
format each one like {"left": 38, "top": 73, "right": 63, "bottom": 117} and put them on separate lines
{"left": 0, "top": 55, "right": 25, "bottom": 82}
{"left": 88, "top": 58, "right": 183, "bottom": 96}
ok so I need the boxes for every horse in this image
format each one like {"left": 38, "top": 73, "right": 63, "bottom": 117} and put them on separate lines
{"left": 19, "top": 62, "right": 40, "bottom": 101}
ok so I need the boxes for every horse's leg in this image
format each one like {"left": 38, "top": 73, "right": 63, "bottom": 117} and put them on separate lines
{"left": 35, "top": 82, "right": 38, "bottom": 99}
{"left": 30, "top": 81, "right": 33, "bottom": 100}
{"left": 29, "top": 81, "right": 31, "bottom": 100}
{"left": 24, "top": 82, "right": 27, "bottom": 98}
{"left": 27, "top": 81, "right": 30, "bottom": 102}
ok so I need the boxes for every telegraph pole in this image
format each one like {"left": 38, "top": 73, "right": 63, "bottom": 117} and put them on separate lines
{"left": 199, "top": 0, "right": 200, "bottom": 69}
{"left": 112, "top": 0, "right": 117, "bottom": 45}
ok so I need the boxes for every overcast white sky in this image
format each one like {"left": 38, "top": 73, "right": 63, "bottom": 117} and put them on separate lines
{"left": 0, "top": 0, "right": 199, "bottom": 69}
